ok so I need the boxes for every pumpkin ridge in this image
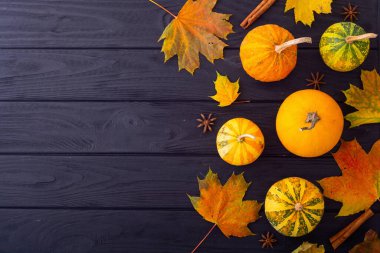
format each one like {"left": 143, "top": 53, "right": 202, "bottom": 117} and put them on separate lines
{"left": 341, "top": 22, "right": 352, "bottom": 35}
{"left": 266, "top": 191, "right": 294, "bottom": 208}
{"left": 298, "top": 213, "right": 310, "bottom": 236}
{"left": 351, "top": 43, "right": 367, "bottom": 59}
{"left": 240, "top": 119, "right": 252, "bottom": 135}
{"left": 239, "top": 143, "right": 249, "bottom": 165}
{"left": 222, "top": 124, "right": 239, "bottom": 137}
{"left": 267, "top": 24, "right": 280, "bottom": 44}
{"left": 349, "top": 44, "right": 362, "bottom": 63}
{"left": 292, "top": 212, "right": 301, "bottom": 237}
{"left": 272, "top": 188, "right": 296, "bottom": 206}
{"left": 324, "top": 31, "right": 346, "bottom": 40}
{"left": 254, "top": 53, "right": 278, "bottom": 79}
{"left": 351, "top": 23, "right": 362, "bottom": 37}
{"left": 255, "top": 33, "right": 276, "bottom": 46}
{"left": 265, "top": 53, "right": 282, "bottom": 78}
{"left": 280, "top": 51, "right": 295, "bottom": 68}
{"left": 285, "top": 180, "right": 298, "bottom": 202}
{"left": 303, "top": 196, "right": 323, "bottom": 206}
{"left": 299, "top": 179, "right": 307, "bottom": 203}
{"left": 302, "top": 208, "right": 322, "bottom": 222}
{"left": 274, "top": 211, "right": 297, "bottom": 230}
{"left": 248, "top": 140, "right": 263, "bottom": 156}
{"left": 232, "top": 144, "right": 243, "bottom": 165}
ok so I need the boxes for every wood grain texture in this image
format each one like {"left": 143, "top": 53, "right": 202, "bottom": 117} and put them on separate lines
{"left": 0, "top": 102, "right": 377, "bottom": 154}
{"left": 0, "top": 155, "right": 351, "bottom": 209}
{"left": 0, "top": 0, "right": 376, "bottom": 252}
{"left": 0, "top": 209, "right": 377, "bottom": 253}
{"left": 0, "top": 49, "right": 376, "bottom": 101}
{"left": 0, "top": 0, "right": 376, "bottom": 48}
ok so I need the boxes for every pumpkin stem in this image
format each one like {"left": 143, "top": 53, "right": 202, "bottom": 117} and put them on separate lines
{"left": 237, "top": 134, "right": 256, "bottom": 142}
{"left": 345, "top": 33, "right": 378, "bottom": 44}
{"left": 294, "top": 203, "right": 303, "bottom": 211}
{"left": 148, "top": 0, "right": 177, "bottom": 19}
{"left": 275, "top": 37, "right": 312, "bottom": 54}
{"left": 300, "top": 112, "right": 320, "bottom": 131}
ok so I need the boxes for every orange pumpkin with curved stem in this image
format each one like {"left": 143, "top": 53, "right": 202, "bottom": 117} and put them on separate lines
{"left": 240, "top": 24, "right": 312, "bottom": 82}
{"left": 276, "top": 90, "right": 344, "bottom": 157}
{"left": 216, "top": 118, "right": 264, "bottom": 166}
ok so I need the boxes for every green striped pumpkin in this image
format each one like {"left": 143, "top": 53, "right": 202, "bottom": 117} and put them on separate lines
{"left": 319, "top": 22, "right": 372, "bottom": 72}
{"left": 265, "top": 177, "right": 324, "bottom": 237}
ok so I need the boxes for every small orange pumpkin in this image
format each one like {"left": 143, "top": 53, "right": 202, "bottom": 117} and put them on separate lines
{"left": 276, "top": 89, "right": 344, "bottom": 157}
{"left": 216, "top": 118, "right": 264, "bottom": 166}
{"left": 240, "top": 24, "right": 312, "bottom": 82}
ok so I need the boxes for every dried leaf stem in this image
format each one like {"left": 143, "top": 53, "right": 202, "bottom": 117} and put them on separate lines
{"left": 330, "top": 208, "right": 375, "bottom": 250}
{"left": 191, "top": 224, "right": 217, "bottom": 253}
{"left": 148, "top": 0, "right": 177, "bottom": 18}
{"left": 233, "top": 100, "right": 251, "bottom": 104}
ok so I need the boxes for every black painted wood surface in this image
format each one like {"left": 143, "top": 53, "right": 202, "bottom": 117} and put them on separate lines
{"left": 0, "top": 0, "right": 378, "bottom": 252}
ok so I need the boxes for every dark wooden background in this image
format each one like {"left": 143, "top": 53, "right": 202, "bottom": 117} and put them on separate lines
{"left": 0, "top": 0, "right": 377, "bottom": 252}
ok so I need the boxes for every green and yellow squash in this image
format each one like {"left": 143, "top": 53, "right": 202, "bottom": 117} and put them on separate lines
{"left": 320, "top": 22, "right": 377, "bottom": 72}
{"left": 265, "top": 177, "right": 324, "bottom": 237}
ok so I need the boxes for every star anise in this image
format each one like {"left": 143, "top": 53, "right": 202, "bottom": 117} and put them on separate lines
{"left": 306, "top": 72, "right": 326, "bottom": 90}
{"left": 259, "top": 232, "right": 277, "bottom": 248}
{"left": 342, "top": 3, "right": 359, "bottom": 22}
{"left": 196, "top": 113, "right": 216, "bottom": 133}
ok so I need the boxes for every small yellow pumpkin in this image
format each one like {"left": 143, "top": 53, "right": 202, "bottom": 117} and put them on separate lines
{"left": 240, "top": 24, "right": 312, "bottom": 82}
{"left": 276, "top": 89, "right": 343, "bottom": 157}
{"left": 265, "top": 177, "right": 324, "bottom": 237}
{"left": 216, "top": 118, "right": 264, "bottom": 166}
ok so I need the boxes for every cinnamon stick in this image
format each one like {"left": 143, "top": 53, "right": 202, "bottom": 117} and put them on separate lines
{"left": 240, "top": 0, "right": 276, "bottom": 29}
{"left": 330, "top": 209, "right": 374, "bottom": 250}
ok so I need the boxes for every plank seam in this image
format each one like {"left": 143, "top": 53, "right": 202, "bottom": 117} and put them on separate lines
{"left": 0, "top": 152, "right": 333, "bottom": 158}
{"left": 0, "top": 206, "right": 344, "bottom": 212}
{"left": 0, "top": 47, "right": 377, "bottom": 50}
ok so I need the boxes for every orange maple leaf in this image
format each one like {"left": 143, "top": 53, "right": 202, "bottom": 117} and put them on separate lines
{"left": 188, "top": 169, "right": 262, "bottom": 237}
{"left": 318, "top": 139, "right": 380, "bottom": 216}
{"left": 150, "top": 0, "right": 233, "bottom": 74}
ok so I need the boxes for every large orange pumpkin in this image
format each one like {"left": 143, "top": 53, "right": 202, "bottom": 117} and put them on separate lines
{"left": 240, "top": 24, "right": 312, "bottom": 82}
{"left": 276, "top": 90, "right": 343, "bottom": 157}
{"left": 216, "top": 118, "right": 264, "bottom": 166}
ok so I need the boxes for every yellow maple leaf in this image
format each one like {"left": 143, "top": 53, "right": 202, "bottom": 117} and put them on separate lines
{"left": 343, "top": 69, "right": 380, "bottom": 128}
{"left": 285, "top": 0, "right": 332, "bottom": 26}
{"left": 292, "top": 242, "right": 325, "bottom": 253}
{"left": 318, "top": 139, "right": 380, "bottom": 216}
{"left": 188, "top": 169, "right": 261, "bottom": 237}
{"left": 210, "top": 72, "right": 240, "bottom": 107}
{"left": 151, "top": 0, "right": 233, "bottom": 74}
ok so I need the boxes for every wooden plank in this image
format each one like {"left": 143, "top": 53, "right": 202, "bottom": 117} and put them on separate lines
{"left": 0, "top": 102, "right": 376, "bottom": 154}
{"left": 0, "top": 155, "right": 347, "bottom": 209}
{"left": 0, "top": 209, "right": 377, "bottom": 253}
{"left": 0, "top": 0, "right": 376, "bottom": 48}
{"left": 0, "top": 49, "right": 377, "bottom": 101}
